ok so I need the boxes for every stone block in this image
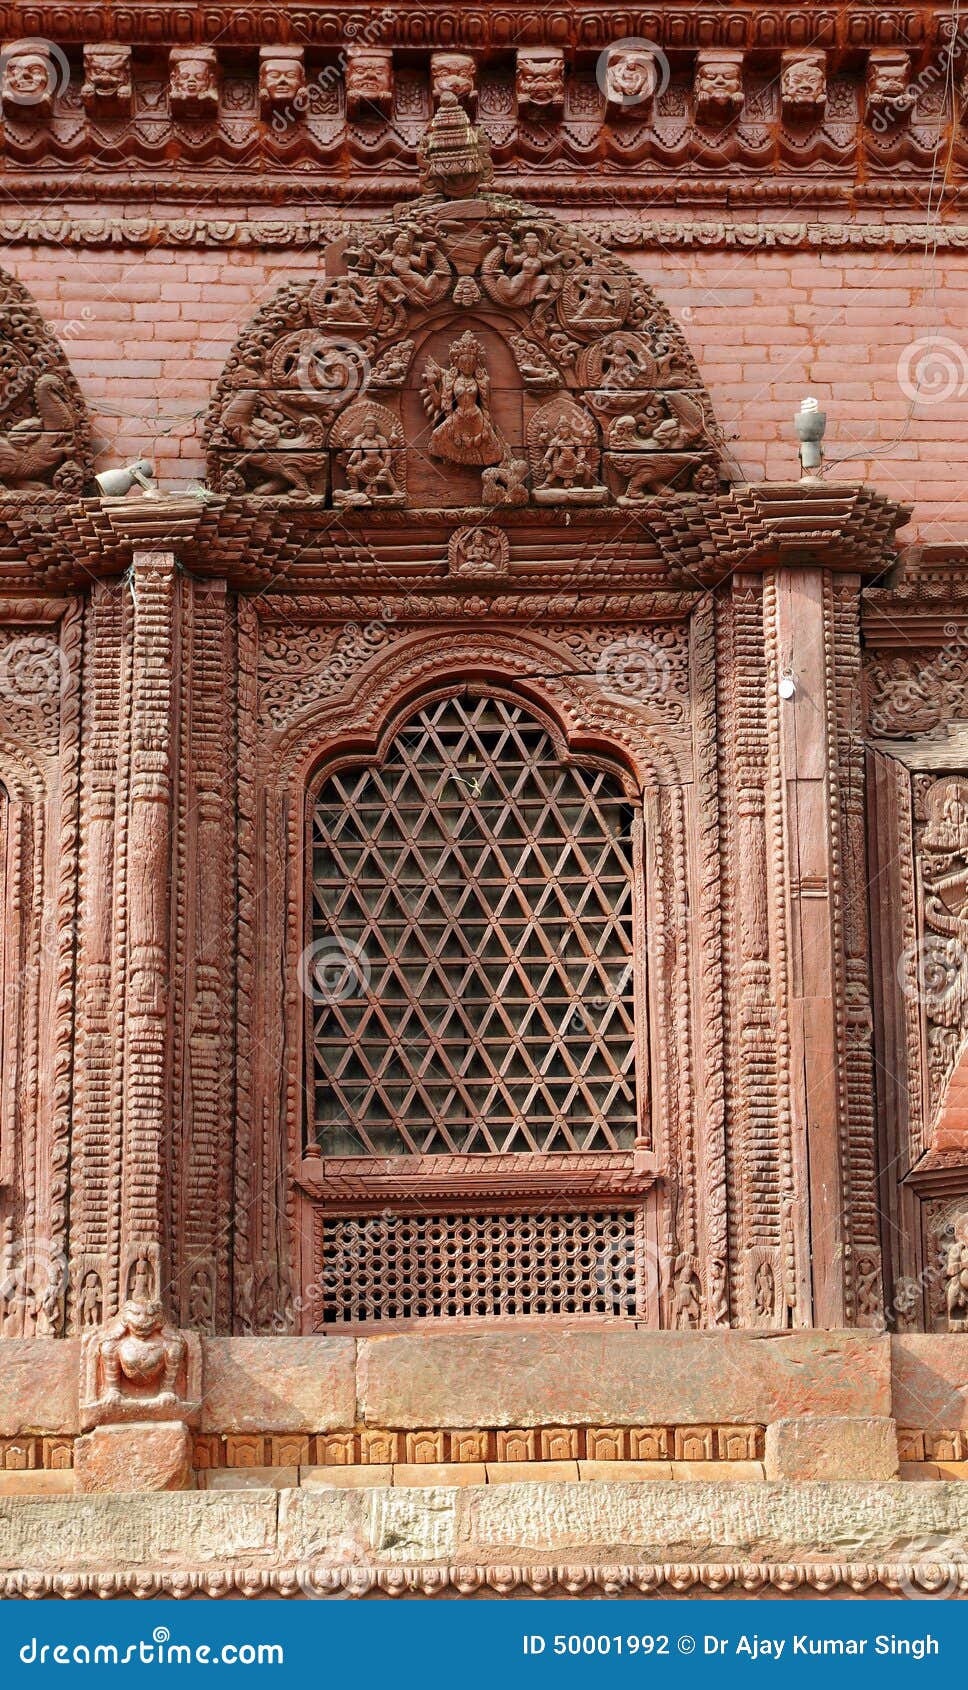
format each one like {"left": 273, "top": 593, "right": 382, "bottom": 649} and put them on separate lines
{"left": 900, "top": 1461, "right": 940, "bottom": 1481}
{"left": 671, "top": 1461, "right": 763, "bottom": 1480}
{"left": 577, "top": 1461, "right": 672, "bottom": 1481}
{"left": 393, "top": 1463, "right": 486, "bottom": 1487}
{"left": 299, "top": 1465, "right": 391, "bottom": 1489}
{"left": 201, "top": 1338, "right": 356, "bottom": 1433}
{"left": 0, "top": 1471, "right": 76, "bottom": 1496}
{"left": 279, "top": 1486, "right": 446, "bottom": 1564}
{"left": 358, "top": 1330, "right": 890, "bottom": 1429}
{"left": 0, "top": 1340, "right": 80, "bottom": 1435}
{"left": 486, "top": 1461, "right": 579, "bottom": 1484}
{"left": 74, "top": 1422, "right": 193, "bottom": 1493}
{"left": 0, "top": 1491, "right": 278, "bottom": 1570}
{"left": 932, "top": 1462, "right": 968, "bottom": 1480}
{"left": 764, "top": 1417, "right": 898, "bottom": 1481}
{"left": 203, "top": 1466, "right": 297, "bottom": 1491}
{"left": 892, "top": 1336, "right": 968, "bottom": 1432}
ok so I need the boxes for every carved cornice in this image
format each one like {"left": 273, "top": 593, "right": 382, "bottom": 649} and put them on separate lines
{"left": 0, "top": 481, "right": 909, "bottom": 591}
{"left": 296, "top": 1150, "right": 658, "bottom": 1206}
{"left": 4, "top": 214, "right": 968, "bottom": 252}
{"left": 3, "top": 1562, "right": 968, "bottom": 1600}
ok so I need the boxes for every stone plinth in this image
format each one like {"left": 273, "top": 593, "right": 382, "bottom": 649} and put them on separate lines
{"left": 74, "top": 1422, "right": 193, "bottom": 1493}
{"left": 764, "top": 1417, "right": 899, "bottom": 1481}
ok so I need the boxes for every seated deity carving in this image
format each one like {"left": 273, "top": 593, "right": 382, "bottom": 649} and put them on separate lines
{"left": 559, "top": 268, "right": 631, "bottom": 334}
{"left": 528, "top": 396, "right": 606, "bottom": 505}
{"left": 421, "top": 331, "right": 505, "bottom": 468}
{"left": 80, "top": 1298, "right": 202, "bottom": 1428}
{"left": 331, "top": 401, "right": 406, "bottom": 506}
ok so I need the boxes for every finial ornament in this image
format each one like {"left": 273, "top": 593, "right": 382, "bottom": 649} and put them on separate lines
{"left": 417, "top": 89, "right": 494, "bottom": 198}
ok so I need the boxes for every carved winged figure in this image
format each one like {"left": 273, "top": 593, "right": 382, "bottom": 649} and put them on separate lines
{"left": 0, "top": 372, "right": 73, "bottom": 490}
{"left": 374, "top": 228, "right": 451, "bottom": 308}
{"left": 220, "top": 386, "right": 328, "bottom": 495}
{"left": 608, "top": 392, "right": 706, "bottom": 501}
{"left": 421, "top": 331, "right": 504, "bottom": 467}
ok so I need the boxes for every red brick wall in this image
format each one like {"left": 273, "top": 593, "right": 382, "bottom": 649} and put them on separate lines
{"left": 7, "top": 233, "right": 964, "bottom": 539}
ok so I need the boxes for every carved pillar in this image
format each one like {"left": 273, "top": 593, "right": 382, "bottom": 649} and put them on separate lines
{"left": 117, "top": 551, "right": 177, "bottom": 1310}
{"left": 763, "top": 566, "right": 881, "bottom": 1327}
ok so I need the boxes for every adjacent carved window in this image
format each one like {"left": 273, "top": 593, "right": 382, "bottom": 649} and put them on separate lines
{"left": 306, "top": 689, "right": 643, "bottom": 1160}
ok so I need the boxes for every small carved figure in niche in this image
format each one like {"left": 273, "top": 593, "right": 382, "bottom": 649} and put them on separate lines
{"left": 421, "top": 331, "right": 504, "bottom": 467}
{"left": 946, "top": 1214, "right": 968, "bottom": 1331}
{"left": 168, "top": 48, "right": 219, "bottom": 119}
{"left": 482, "top": 229, "right": 561, "bottom": 307}
{"left": 259, "top": 48, "right": 306, "bottom": 118}
{"left": 672, "top": 1255, "right": 702, "bottom": 1329}
{"left": 188, "top": 1267, "right": 214, "bottom": 1331}
{"left": 307, "top": 275, "right": 373, "bottom": 327}
{"left": 753, "top": 1259, "right": 775, "bottom": 1318}
{"left": 481, "top": 456, "right": 528, "bottom": 507}
{"left": 219, "top": 387, "right": 329, "bottom": 496}
{"left": 529, "top": 395, "right": 606, "bottom": 505}
{"left": 448, "top": 525, "right": 509, "bottom": 577}
{"left": 332, "top": 403, "right": 406, "bottom": 507}
{"left": 431, "top": 52, "right": 477, "bottom": 115}
{"left": 0, "top": 373, "right": 74, "bottom": 490}
{"left": 507, "top": 333, "right": 560, "bottom": 391}
{"left": 854, "top": 1254, "right": 881, "bottom": 1321}
{"left": 374, "top": 228, "right": 451, "bottom": 308}
{"left": 578, "top": 331, "right": 657, "bottom": 397}
{"left": 601, "top": 45, "right": 659, "bottom": 114}
{"left": 693, "top": 52, "right": 744, "bottom": 125}
{"left": 128, "top": 1253, "right": 154, "bottom": 1301}
{"left": 1, "top": 46, "right": 58, "bottom": 119}
{"left": 561, "top": 268, "right": 630, "bottom": 333}
{"left": 865, "top": 50, "right": 913, "bottom": 123}
{"left": 98, "top": 1300, "right": 186, "bottom": 1407}
{"left": 780, "top": 51, "right": 827, "bottom": 120}
{"left": 78, "top": 1270, "right": 103, "bottom": 1328}
{"left": 516, "top": 48, "right": 565, "bottom": 117}
{"left": 345, "top": 47, "right": 393, "bottom": 119}
{"left": 81, "top": 45, "right": 133, "bottom": 118}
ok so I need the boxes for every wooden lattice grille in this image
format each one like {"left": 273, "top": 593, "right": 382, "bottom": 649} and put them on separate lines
{"left": 311, "top": 1208, "right": 643, "bottom": 1325}
{"left": 307, "top": 691, "right": 640, "bottom": 1158}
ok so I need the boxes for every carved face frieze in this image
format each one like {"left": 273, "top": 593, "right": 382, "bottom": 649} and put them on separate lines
{"left": 431, "top": 52, "right": 477, "bottom": 115}
{"left": 516, "top": 48, "right": 565, "bottom": 117}
{"left": 694, "top": 52, "right": 744, "bottom": 125}
{"left": 866, "top": 50, "right": 912, "bottom": 124}
{"left": 169, "top": 48, "right": 219, "bottom": 118}
{"left": 82, "top": 45, "right": 133, "bottom": 117}
{"left": 601, "top": 45, "right": 660, "bottom": 114}
{"left": 345, "top": 47, "right": 393, "bottom": 118}
{"left": 780, "top": 51, "right": 827, "bottom": 120}
{"left": 259, "top": 49, "right": 306, "bottom": 117}
{"left": 1, "top": 48, "right": 57, "bottom": 118}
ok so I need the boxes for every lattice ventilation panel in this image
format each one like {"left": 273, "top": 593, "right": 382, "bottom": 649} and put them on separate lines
{"left": 308, "top": 691, "right": 639, "bottom": 1157}
{"left": 310, "top": 1208, "right": 644, "bottom": 1326}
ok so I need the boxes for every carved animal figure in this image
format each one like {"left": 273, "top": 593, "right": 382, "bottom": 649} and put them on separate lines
{"left": 0, "top": 373, "right": 73, "bottom": 490}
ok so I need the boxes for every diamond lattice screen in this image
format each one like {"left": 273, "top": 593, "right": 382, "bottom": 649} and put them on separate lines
{"left": 308, "top": 691, "right": 639, "bottom": 1157}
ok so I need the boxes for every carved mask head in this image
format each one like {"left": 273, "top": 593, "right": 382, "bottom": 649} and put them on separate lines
{"left": 84, "top": 47, "right": 130, "bottom": 96}
{"left": 6, "top": 52, "right": 51, "bottom": 97}
{"left": 604, "top": 48, "right": 658, "bottom": 106}
{"left": 171, "top": 56, "right": 215, "bottom": 98}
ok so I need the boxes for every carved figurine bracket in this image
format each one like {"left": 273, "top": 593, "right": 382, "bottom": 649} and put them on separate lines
{"left": 79, "top": 1299, "right": 202, "bottom": 1429}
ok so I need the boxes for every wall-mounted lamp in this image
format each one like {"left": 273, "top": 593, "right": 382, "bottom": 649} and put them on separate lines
{"left": 778, "top": 671, "right": 797, "bottom": 701}
{"left": 94, "top": 459, "right": 157, "bottom": 499}
{"left": 794, "top": 395, "right": 826, "bottom": 479}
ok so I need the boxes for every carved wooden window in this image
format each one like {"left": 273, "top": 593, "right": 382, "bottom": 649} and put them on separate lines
{"left": 301, "top": 686, "right": 651, "bottom": 1326}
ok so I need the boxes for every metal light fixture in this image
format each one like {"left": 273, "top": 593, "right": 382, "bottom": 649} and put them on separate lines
{"left": 794, "top": 395, "right": 826, "bottom": 478}
{"left": 94, "top": 458, "right": 158, "bottom": 498}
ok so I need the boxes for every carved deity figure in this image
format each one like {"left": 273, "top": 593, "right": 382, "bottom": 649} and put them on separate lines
{"left": 672, "top": 1255, "right": 702, "bottom": 1329}
{"left": 345, "top": 47, "right": 393, "bottom": 118}
{"left": 169, "top": 49, "right": 219, "bottom": 118}
{"left": 374, "top": 228, "right": 450, "bottom": 308}
{"left": 421, "top": 332, "right": 504, "bottom": 467}
{"left": 1, "top": 48, "right": 56, "bottom": 118}
{"left": 96, "top": 1300, "right": 186, "bottom": 1408}
{"left": 431, "top": 52, "right": 477, "bottom": 114}
{"left": 780, "top": 51, "right": 827, "bottom": 120}
{"left": 259, "top": 49, "right": 306, "bottom": 117}
{"left": 753, "top": 1260, "right": 775, "bottom": 1318}
{"left": 334, "top": 407, "right": 405, "bottom": 506}
{"left": 78, "top": 1270, "right": 103, "bottom": 1328}
{"left": 81, "top": 45, "right": 133, "bottom": 117}
{"left": 694, "top": 52, "right": 744, "bottom": 125}
{"left": 946, "top": 1215, "right": 968, "bottom": 1331}
{"left": 516, "top": 48, "right": 565, "bottom": 116}
{"left": 602, "top": 45, "right": 659, "bottom": 113}
{"left": 482, "top": 230, "right": 561, "bottom": 306}
{"left": 448, "top": 525, "right": 509, "bottom": 576}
